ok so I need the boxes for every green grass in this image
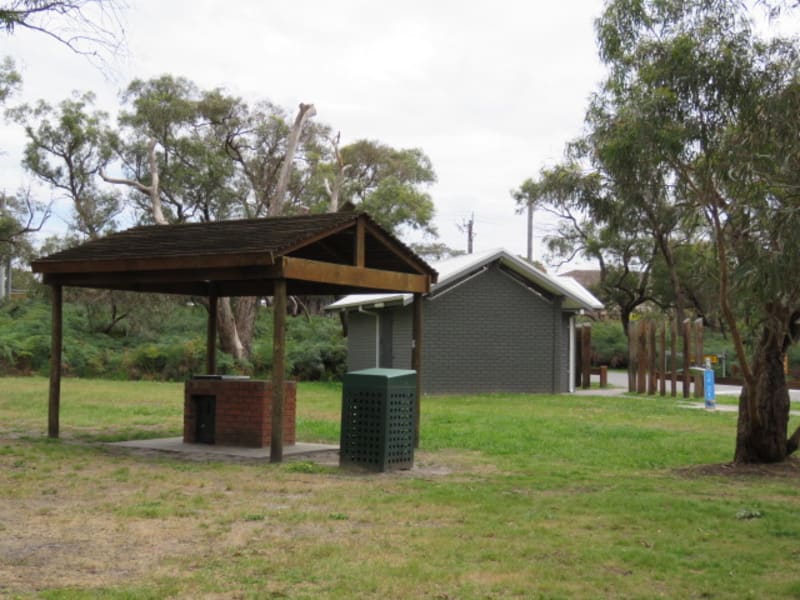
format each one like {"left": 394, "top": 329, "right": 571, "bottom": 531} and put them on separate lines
{"left": 2, "top": 376, "right": 800, "bottom": 599}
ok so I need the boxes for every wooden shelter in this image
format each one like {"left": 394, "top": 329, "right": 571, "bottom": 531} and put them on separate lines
{"left": 31, "top": 212, "right": 436, "bottom": 462}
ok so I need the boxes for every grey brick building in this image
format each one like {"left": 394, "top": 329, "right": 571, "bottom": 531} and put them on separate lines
{"left": 326, "top": 249, "right": 603, "bottom": 395}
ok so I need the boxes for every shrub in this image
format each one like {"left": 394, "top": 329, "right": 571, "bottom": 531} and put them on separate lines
{"left": 0, "top": 298, "right": 346, "bottom": 381}
{"left": 589, "top": 320, "right": 628, "bottom": 367}
{"left": 253, "top": 312, "right": 346, "bottom": 381}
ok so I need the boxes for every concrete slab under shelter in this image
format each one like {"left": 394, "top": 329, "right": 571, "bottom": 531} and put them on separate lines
{"left": 109, "top": 437, "right": 337, "bottom": 460}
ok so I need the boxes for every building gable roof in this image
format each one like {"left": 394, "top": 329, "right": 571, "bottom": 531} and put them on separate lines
{"left": 326, "top": 248, "right": 603, "bottom": 312}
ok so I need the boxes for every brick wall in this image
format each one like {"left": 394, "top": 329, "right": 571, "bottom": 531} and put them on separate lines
{"left": 183, "top": 379, "right": 296, "bottom": 447}
{"left": 420, "top": 264, "right": 561, "bottom": 394}
{"left": 343, "top": 262, "right": 575, "bottom": 395}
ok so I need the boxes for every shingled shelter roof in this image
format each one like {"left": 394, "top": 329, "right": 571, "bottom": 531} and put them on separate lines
{"left": 32, "top": 212, "right": 437, "bottom": 296}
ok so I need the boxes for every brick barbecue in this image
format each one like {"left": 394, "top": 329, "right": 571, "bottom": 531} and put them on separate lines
{"left": 184, "top": 377, "right": 296, "bottom": 447}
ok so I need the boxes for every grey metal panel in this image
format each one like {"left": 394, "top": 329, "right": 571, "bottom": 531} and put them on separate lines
{"left": 379, "top": 312, "right": 393, "bottom": 368}
{"left": 391, "top": 308, "right": 413, "bottom": 370}
{"left": 347, "top": 311, "right": 378, "bottom": 371}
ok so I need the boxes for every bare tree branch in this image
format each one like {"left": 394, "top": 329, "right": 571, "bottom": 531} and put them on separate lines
{"left": 271, "top": 102, "right": 316, "bottom": 216}
{"left": 1, "top": 0, "right": 128, "bottom": 70}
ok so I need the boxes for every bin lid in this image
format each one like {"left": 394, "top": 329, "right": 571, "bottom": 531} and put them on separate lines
{"left": 345, "top": 368, "right": 416, "bottom": 379}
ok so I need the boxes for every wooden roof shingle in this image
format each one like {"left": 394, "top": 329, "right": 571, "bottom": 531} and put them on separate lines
{"left": 32, "top": 213, "right": 436, "bottom": 297}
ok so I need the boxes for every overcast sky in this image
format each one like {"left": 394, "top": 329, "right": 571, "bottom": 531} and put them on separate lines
{"left": 1, "top": 0, "right": 607, "bottom": 270}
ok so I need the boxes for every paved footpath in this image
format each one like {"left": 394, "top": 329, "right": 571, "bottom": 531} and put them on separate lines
{"left": 572, "top": 370, "right": 800, "bottom": 416}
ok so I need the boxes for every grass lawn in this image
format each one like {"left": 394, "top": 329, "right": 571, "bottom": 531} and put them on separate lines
{"left": 2, "top": 377, "right": 800, "bottom": 599}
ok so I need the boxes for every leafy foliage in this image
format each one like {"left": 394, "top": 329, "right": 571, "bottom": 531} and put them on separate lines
{"left": 10, "top": 91, "right": 120, "bottom": 238}
{"left": 0, "top": 298, "right": 346, "bottom": 381}
{"left": 588, "top": 319, "right": 629, "bottom": 368}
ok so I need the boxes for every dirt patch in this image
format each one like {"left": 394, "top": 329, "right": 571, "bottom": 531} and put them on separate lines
{"left": 676, "top": 455, "right": 800, "bottom": 479}
{"left": 0, "top": 494, "right": 202, "bottom": 594}
{"left": 0, "top": 434, "right": 496, "bottom": 596}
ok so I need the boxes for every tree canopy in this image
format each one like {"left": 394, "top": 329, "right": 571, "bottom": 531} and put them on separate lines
{"left": 518, "top": 0, "right": 800, "bottom": 463}
{"left": 8, "top": 72, "right": 441, "bottom": 359}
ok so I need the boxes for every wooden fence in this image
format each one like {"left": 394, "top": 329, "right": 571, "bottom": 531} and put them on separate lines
{"left": 627, "top": 318, "right": 705, "bottom": 398}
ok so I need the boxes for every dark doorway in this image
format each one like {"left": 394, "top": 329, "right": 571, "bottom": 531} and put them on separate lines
{"left": 193, "top": 395, "right": 216, "bottom": 444}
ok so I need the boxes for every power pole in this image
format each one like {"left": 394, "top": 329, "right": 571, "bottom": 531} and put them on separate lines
{"left": 458, "top": 213, "right": 476, "bottom": 254}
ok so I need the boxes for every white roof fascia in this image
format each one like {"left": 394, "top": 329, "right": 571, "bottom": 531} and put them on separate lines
{"left": 324, "top": 247, "right": 603, "bottom": 312}
{"left": 554, "top": 275, "right": 604, "bottom": 310}
{"left": 491, "top": 250, "right": 604, "bottom": 311}
{"left": 325, "top": 291, "right": 411, "bottom": 312}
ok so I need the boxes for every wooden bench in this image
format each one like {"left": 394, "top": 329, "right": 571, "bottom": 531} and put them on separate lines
{"left": 580, "top": 365, "right": 608, "bottom": 389}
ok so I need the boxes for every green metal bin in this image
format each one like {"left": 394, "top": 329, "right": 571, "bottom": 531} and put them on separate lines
{"left": 340, "top": 368, "right": 416, "bottom": 471}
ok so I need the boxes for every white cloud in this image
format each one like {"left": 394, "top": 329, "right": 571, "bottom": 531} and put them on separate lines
{"left": 1, "top": 0, "right": 606, "bottom": 267}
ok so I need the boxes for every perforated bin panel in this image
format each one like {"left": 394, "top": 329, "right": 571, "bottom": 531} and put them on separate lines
{"left": 340, "top": 368, "right": 416, "bottom": 471}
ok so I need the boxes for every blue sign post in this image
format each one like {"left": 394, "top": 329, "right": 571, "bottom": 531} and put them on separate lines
{"left": 704, "top": 358, "right": 716, "bottom": 410}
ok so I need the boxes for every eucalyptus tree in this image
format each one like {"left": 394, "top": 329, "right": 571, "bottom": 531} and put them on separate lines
{"left": 0, "top": 57, "right": 40, "bottom": 264}
{"left": 103, "top": 75, "right": 208, "bottom": 224}
{"left": 106, "top": 76, "right": 262, "bottom": 358}
{"left": 200, "top": 91, "right": 331, "bottom": 219}
{"left": 594, "top": 0, "right": 800, "bottom": 462}
{"left": 512, "top": 161, "right": 660, "bottom": 335}
{"left": 337, "top": 140, "right": 437, "bottom": 236}
{"left": 197, "top": 91, "right": 331, "bottom": 357}
{"left": 10, "top": 91, "right": 119, "bottom": 239}
{"left": 0, "top": 188, "right": 48, "bottom": 298}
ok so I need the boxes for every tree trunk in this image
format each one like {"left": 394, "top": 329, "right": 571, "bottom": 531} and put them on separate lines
{"left": 270, "top": 102, "right": 316, "bottom": 216}
{"left": 657, "top": 234, "right": 687, "bottom": 326}
{"left": 100, "top": 137, "right": 167, "bottom": 225}
{"left": 734, "top": 326, "right": 791, "bottom": 463}
{"left": 146, "top": 138, "right": 167, "bottom": 224}
{"left": 233, "top": 296, "right": 257, "bottom": 356}
{"left": 620, "top": 305, "right": 633, "bottom": 338}
{"left": 324, "top": 131, "right": 349, "bottom": 213}
{"left": 216, "top": 297, "right": 246, "bottom": 361}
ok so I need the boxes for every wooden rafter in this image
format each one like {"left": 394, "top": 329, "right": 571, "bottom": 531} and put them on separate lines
{"left": 281, "top": 257, "right": 430, "bottom": 293}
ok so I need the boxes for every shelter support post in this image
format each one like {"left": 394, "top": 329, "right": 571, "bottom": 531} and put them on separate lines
{"left": 207, "top": 292, "right": 217, "bottom": 374}
{"left": 271, "top": 278, "right": 287, "bottom": 463}
{"left": 48, "top": 284, "right": 62, "bottom": 438}
{"left": 412, "top": 292, "right": 423, "bottom": 448}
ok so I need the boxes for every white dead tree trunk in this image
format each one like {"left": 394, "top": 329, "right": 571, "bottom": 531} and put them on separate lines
{"left": 270, "top": 103, "right": 316, "bottom": 216}
{"left": 217, "top": 102, "right": 318, "bottom": 361}
{"left": 101, "top": 138, "right": 167, "bottom": 225}
{"left": 324, "top": 131, "right": 350, "bottom": 213}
